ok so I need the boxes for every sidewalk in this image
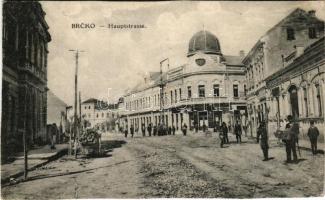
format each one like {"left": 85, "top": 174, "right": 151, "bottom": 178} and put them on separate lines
{"left": 1, "top": 144, "right": 68, "bottom": 184}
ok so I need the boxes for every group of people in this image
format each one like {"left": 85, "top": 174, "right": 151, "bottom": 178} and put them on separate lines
{"left": 124, "top": 123, "right": 189, "bottom": 138}
{"left": 257, "top": 115, "right": 320, "bottom": 163}
{"left": 218, "top": 122, "right": 243, "bottom": 148}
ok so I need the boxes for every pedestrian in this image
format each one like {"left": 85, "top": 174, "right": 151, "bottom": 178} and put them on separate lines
{"left": 168, "top": 126, "right": 172, "bottom": 135}
{"left": 221, "top": 122, "right": 228, "bottom": 145}
{"left": 147, "top": 123, "right": 152, "bottom": 137}
{"left": 130, "top": 124, "right": 134, "bottom": 138}
{"left": 257, "top": 121, "right": 269, "bottom": 161}
{"left": 194, "top": 122, "right": 198, "bottom": 133}
{"left": 219, "top": 130, "right": 225, "bottom": 148}
{"left": 202, "top": 122, "right": 207, "bottom": 133}
{"left": 182, "top": 123, "right": 187, "bottom": 136}
{"left": 141, "top": 123, "right": 146, "bottom": 137}
{"left": 124, "top": 126, "right": 128, "bottom": 138}
{"left": 307, "top": 121, "right": 320, "bottom": 155}
{"left": 283, "top": 115, "right": 298, "bottom": 163}
{"left": 172, "top": 125, "right": 176, "bottom": 135}
{"left": 153, "top": 125, "right": 157, "bottom": 136}
{"left": 50, "top": 123, "right": 57, "bottom": 149}
{"left": 158, "top": 123, "right": 163, "bottom": 136}
{"left": 235, "top": 121, "right": 242, "bottom": 143}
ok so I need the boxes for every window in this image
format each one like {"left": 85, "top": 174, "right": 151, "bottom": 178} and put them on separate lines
{"left": 244, "top": 85, "right": 247, "bottom": 96}
{"left": 170, "top": 91, "right": 173, "bottom": 104}
{"left": 309, "top": 27, "right": 317, "bottom": 39}
{"left": 287, "top": 28, "right": 295, "bottom": 40}
{"left": 316, "top": 84, "right": 322, "bottom": 116}
{"left": 96, "top": 113, "right": 99, "bottom": 118}
{"left": 179, "top": 88, "right": 182, "bottom": 101}
{"left": 233, "top": 84, "right": 239, "bottom": 97}
{"left": 187, "top": 86, "right": 192, "bottom": 98}
{"left": 213, "top": 84, "right": 220, "bottom": 97}
{"left": 198, "top": 85, "right": 205, "bottom": 97}
{"left": 303, "top": 87, "right": 308, "bottom": 116}
{"left": 85, "top": 106, "right": 87, "bottom": 109}
{"left": 89, "top": 106, "right": 90, "bottom": 109}
{"left": 174, "top": 90, "right": 177, "bottom": 103}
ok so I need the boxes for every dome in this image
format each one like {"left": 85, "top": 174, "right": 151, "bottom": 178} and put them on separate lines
{"left": 187, "top": 30, "right": 222, "bottom": 57}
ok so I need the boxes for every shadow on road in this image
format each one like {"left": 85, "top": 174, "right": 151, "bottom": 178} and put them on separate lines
{"left": 81, "top": 140, "right": 127, "bottom": 159}
{"left": 2, "top": 159, "right": 133, "bottom": 187}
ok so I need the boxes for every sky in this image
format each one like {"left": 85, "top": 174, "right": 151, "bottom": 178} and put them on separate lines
{"left": 42, "top": 1, "right": 325, "bottom": 106}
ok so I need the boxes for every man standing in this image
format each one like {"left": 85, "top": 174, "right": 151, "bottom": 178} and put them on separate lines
{"left": 172, "top": 125, "right": 176, "bottom": 135}
{"left": 182, "top": 123, "right": 187, "bottom": 136}
{"left": 202, "top": 122, "right": 207, "bottom": 133}
{"left": 130, "top": 124, "right": 134, "bottom": 138}
{"left": 221, "top": 122, "right": 228, "bottom": 145}
{"left": 257, "top": 121, "right": 269, "bottom": 161}
{"left": 153, "top": 125, "right": 157, "bottom": 136}
{"left": 147, "top": 123, "right": 152, "bottom": 137}
{"left": 283, "top": 115, "right": 298, "bottom": 163}
{"left": 307, "top": 121, "right": 320, "bottom": 155}
{"left": 50, "top": 123, "right": 57, "bottom": 149}
{"left": 235, "top": 121, "right": 242, "bottom": 143}
{"left": 141, "top": 123, "right": 146, "bottom": 137}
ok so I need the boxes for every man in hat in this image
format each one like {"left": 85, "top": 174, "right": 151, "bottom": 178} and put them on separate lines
{"left": 257, "top": 121, "right": 269, "bottom": 161}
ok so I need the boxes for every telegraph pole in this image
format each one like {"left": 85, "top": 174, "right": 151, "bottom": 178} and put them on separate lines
{"left": 159, "top": 58, "right": 168, "bottom": 125}
{"left": 79, "top": 91, "right": 82, "bottom": 131}
{"left": 69, "top": 49, "right": 84, "bottom": 159}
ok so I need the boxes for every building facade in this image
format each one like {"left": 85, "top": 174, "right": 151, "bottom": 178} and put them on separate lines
{"left": 2, "top": 2, "right": 51, "bottom": 160}
{"left": 70, "top": 98, "right": 120, "bottom": 131}
{"left": 243, "top": 8, "right": 324, "bottom": 137}
{"left": 120, "top": 30, "right": 247, "bottom": 134}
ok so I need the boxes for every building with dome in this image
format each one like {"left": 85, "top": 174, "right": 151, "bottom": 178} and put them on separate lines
{"left": 119, "top": 30, "right": 247, "bottom": 133}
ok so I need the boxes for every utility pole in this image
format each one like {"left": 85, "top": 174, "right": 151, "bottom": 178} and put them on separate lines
{"left": 79, "top": 91, "right": 82, "bottom": 132}
{"left": 159, "top": 58, "right": 168, "bottom": 125}
{"left": 69, "top": 49, "right": 84, "bottom": 159}
{"left": 23, "top": 87, "right": 28, "bottom": 180}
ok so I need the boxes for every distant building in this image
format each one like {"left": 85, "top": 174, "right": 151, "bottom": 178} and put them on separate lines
{"left": 47, "top": 90, "right": 68, "bottom": 142}
{"left": 243, "top": 8, "right": 324, "bottom": 137}
{"left": 2, "top": 1, "right": 51, "bottom": 160}
{"left": 120, "top": 30, "right": 247, "bottom": 133}
{"left": 66, "top": 98, "right": 119, "bottom": 132}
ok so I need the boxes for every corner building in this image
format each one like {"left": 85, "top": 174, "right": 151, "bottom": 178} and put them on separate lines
{"left": 2, "top": 2, "right": 51, "bottom": 160}
{"left": 120, "top": 31, "right": 247, "bottom": 133}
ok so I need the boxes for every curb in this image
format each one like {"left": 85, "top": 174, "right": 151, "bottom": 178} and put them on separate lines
{"left": 1, "top": 148, "right": 68, "bottom": 185}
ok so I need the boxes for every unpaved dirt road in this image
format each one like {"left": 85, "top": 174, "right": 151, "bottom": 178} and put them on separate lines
{"left": 2, "top": 132, "right": 324, "bottom": 199}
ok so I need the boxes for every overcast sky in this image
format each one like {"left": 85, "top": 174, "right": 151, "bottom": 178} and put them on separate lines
{"left": 42, "top": 1, "right": 325, "bottom": 106}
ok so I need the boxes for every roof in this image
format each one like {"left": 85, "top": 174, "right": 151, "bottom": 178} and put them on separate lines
{"left": 243, "top": 8, "right": 324, "bottom": 64}
{"left": 82, "top": 98, "right": 99, "bottom": 104}
{"left": 224, "top": 55, "right": 244, "bottom": 66}
{"left": 265, "top": 36, "right": 325, "bottom": 84}
{"left": 188, "top": 30, "right": 222, "bottom": 57}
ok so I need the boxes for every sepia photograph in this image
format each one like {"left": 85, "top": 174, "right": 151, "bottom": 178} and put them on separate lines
{"left": 1, "top": 0, "right": 325, "bottom": 199}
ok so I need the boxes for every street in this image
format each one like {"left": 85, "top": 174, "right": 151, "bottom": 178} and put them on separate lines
{"left": 2, "top": 132, "right": 324, "bottom": 199}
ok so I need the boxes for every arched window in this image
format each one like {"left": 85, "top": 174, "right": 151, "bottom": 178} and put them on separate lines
{"left": 288, "top": 85, "right": 299, "bottom": 119}
{"left": 315, "top": 84, "right": 322, "bottom": 117}
{"left": 303, "top": 87, "right": 308, "bottom": 117}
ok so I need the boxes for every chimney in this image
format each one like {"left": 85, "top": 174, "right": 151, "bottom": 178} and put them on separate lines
{"left": 239, "top": 50, "right": 245, "bottom": 57}
{"left": 296, "top": 46, "right": 304, "bottom": 57}
{"left": 308, "top": 10, "right": 316, "bottom": 17}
